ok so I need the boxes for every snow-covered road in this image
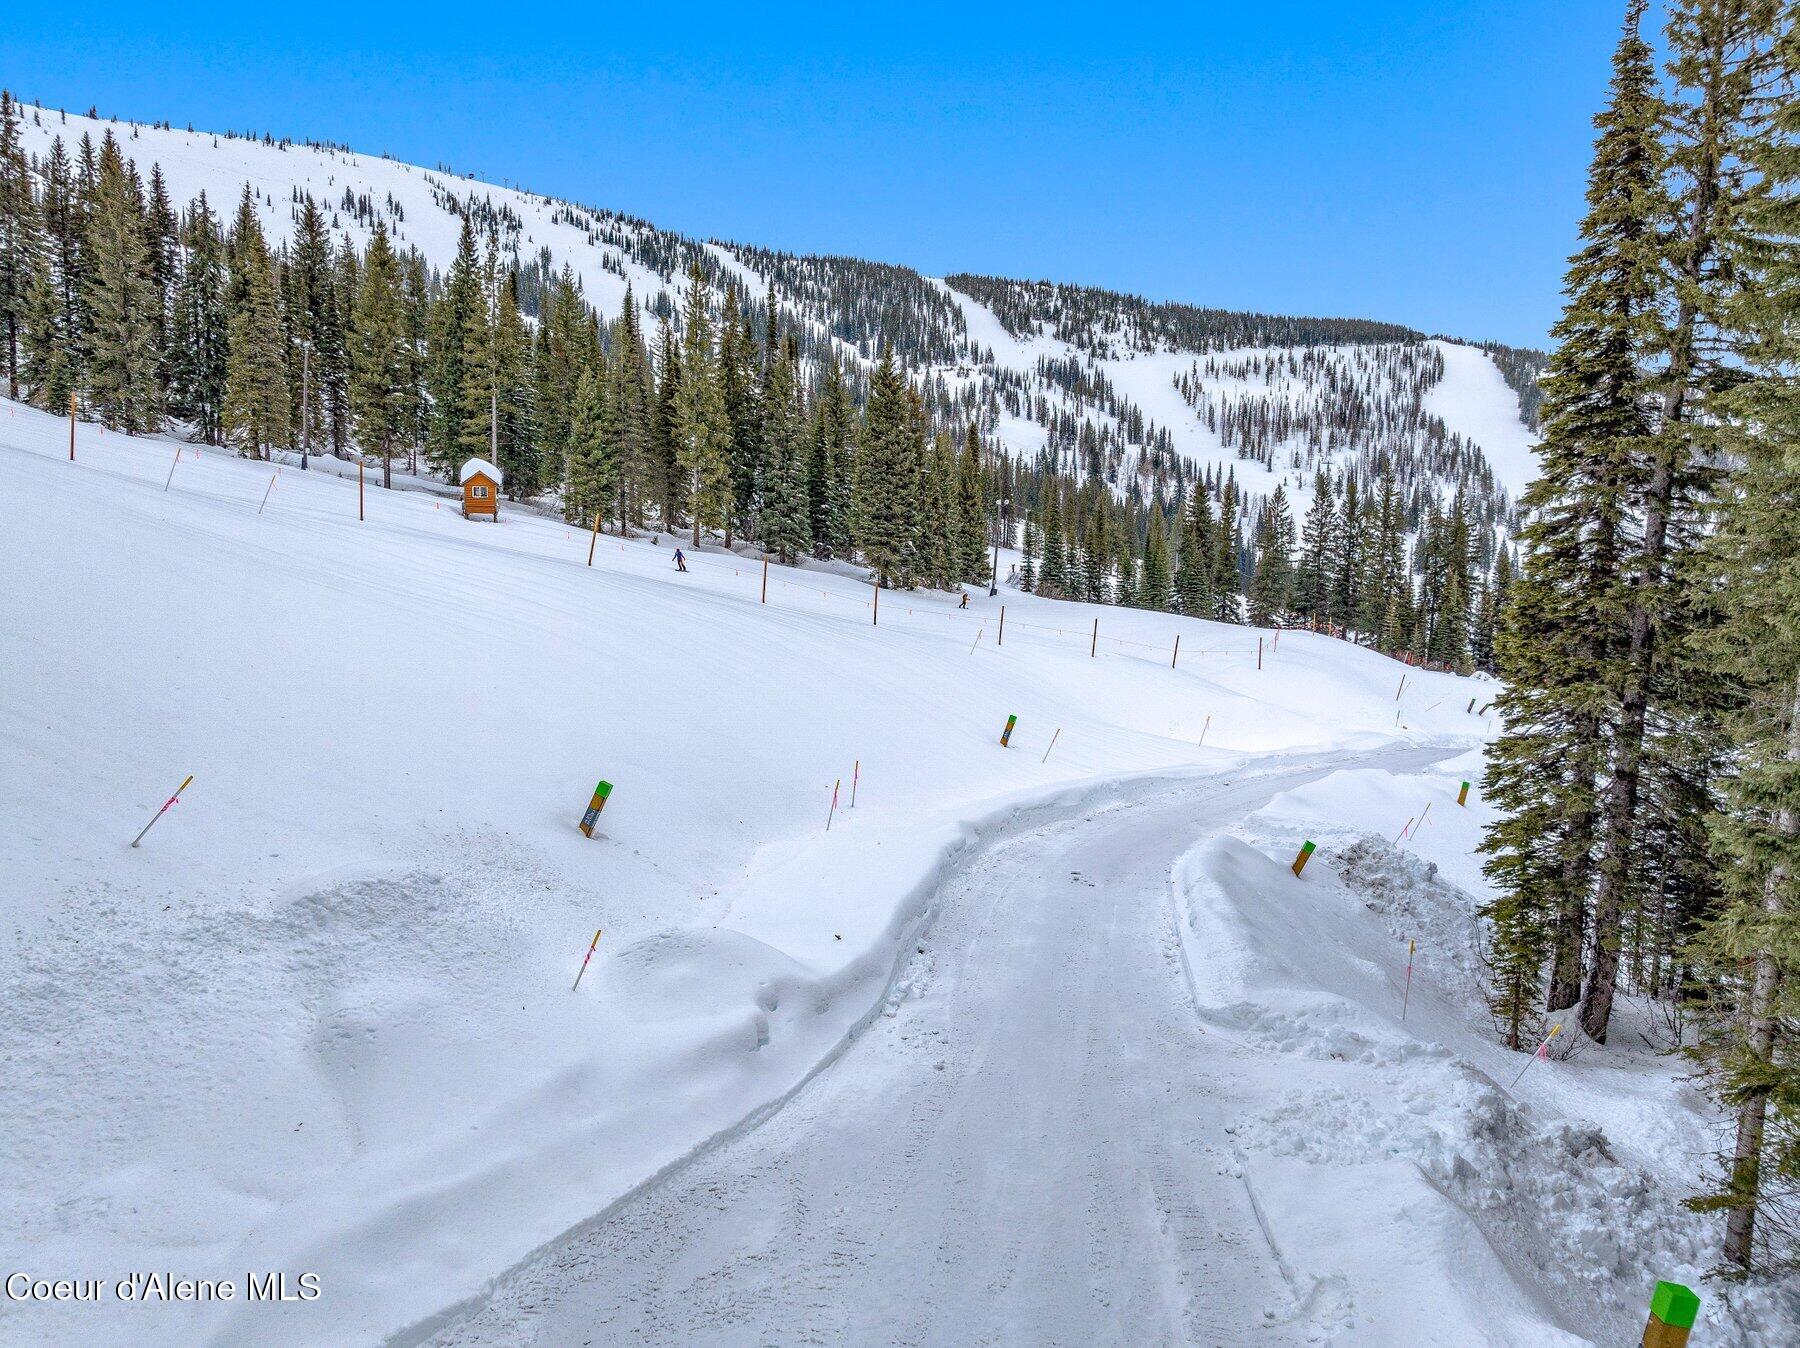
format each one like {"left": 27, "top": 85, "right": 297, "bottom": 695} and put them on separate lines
{"left": 429, "top": 748, "right": 1449, "bottom": 1347}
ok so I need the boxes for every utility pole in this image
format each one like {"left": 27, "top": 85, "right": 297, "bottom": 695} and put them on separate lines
{"left": 989, "top": 491, "right": 1006, "bottom": 597}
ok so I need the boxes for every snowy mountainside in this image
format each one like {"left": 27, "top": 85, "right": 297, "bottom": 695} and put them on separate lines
{"left": 12, "top": 101, "right": 1541, "bottom": 522}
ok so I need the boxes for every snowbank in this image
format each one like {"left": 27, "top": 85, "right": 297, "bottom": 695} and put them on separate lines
{"left": 1171, "top": 757, "right": 1798, "bottom": 1345}
{"left": 0, "top": 397, "right": 1485, "bottom": 1344}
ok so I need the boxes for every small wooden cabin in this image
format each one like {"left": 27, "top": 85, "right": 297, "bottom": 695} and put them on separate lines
{"left": 460, "top": 458, "right": 502, "bottom": 520}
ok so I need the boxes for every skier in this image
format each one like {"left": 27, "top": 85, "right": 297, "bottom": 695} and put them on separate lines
{"left": 673, "top": 548, "right": 688, "bottom": 573}
{"left": 958, "top": 593, "right": 970, "bottom": 609}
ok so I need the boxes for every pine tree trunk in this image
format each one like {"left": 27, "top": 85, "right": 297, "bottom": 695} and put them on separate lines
{"left": 1548, "top": 713, "right": 1600, "bottom": 1011}
{"left": 1723, "top": 669, "right": 1800, "bottom": 1268}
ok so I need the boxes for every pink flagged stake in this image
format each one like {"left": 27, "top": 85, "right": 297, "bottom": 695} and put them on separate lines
{"left": 826, "top": 778, "right": 841, "bottom": 831}
{"left": 571, "top": 928, "right": 603, "bottom": 992}
{"left": 162, "top": 445, "right": 181, "bottom": 491}
{"left": 1402, "top": 939, "right": 1416, "bottom": 1021}
{"left": 851, "top": 760, "right": 859, "bottom": 809}
{"left": 1041, "top": 728, "right": 1061, "bottom": 763}
{"left": 258, "top": 468, "right": 281, "bottom": 514}
{"left": 1509, "top": 1023, "right": 1564, "bottom": 1088}
{"left": 131, "top": 774, "right": 194, "bottom": 848}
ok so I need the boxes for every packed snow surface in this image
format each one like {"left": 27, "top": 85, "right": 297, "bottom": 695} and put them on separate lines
{"left": 3, "top": 398, "right": 1774, "bottom": 1345}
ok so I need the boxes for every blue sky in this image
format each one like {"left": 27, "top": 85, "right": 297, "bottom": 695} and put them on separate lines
{"left": 3, "top": 3, "right": 1639, "bottom": 348}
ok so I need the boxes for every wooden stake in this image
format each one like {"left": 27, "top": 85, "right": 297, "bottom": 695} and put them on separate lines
{"left": 1258, "top": 636, "right": 1264, "bottom": 669}
{"left": 588, "top": 512, "right": 602, "bottom": 565}
{"left": 1042, "top": 728, "right": 1061, "bottom": 763}
{"left": 1396, "top": 674, "right": 1407, "bottom": 700}
{"left": 851, "top": 759, "right": 859, "bottom": 808}
{"left": 826, "top": 778, "right": 841, "bottom": 831}
{"left": 1171, "top": 633, "right": 1180, "bottom": 668}
{"left": 1090, "top": 617, "right": 1098, "bottom": 657}
{"left": 258, "top": 469, "right": 279, "bottom": 514}
{"left": 358, "top": 460, "right": 365, "bottom": 520}
{"left": 969, "top": 628, "right": 983, "bottom": 655}
{"left": 997, "top": 606, "right": 1005, "bottom": 646}
{"left": 761, "top": 556, "right": 769, "bottom": 603}
{"left": 571, "top": 928, "right": 603, "bottom": 991}
{"left": 1402, "top": 938, "right": 1416, "bottom": 1021}
{"left": 872, "top": 579, "right": 879, "bottom": 625}
{"left": 1199, "top": 714, "right": 1210, "bottom": 747}
{"left": 131, "top": 774, "right": 194, "bottom": 848}
{"left": 162, "top": 445, "right": 181, "bottom": 491}
{"left": 1642, "top": 1282, "right": 1699, "bottom": 1348}
{"left": 68, "top": 390, "right": 76, "bottom": 460}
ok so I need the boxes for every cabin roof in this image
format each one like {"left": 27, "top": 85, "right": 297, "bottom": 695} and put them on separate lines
{"left": 459, "top": 457, "right": 503, "bottom": 486}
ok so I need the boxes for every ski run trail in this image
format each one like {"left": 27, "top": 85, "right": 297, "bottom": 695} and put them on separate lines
{"left": 3, "top": 396, "right": 1793, "bottom": 1345}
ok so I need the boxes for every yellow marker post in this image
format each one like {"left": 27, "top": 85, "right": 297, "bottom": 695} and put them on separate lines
{"left": 1291, "top": 840, "right": 1316, "bottom": 877}
{"left": 579, "top": 780, "right": 614, "bottom": 837}
{"left": 1000, "top": 714, "right": 1017, "bottom": 747}
{"left": 131, "top": 775, "right": 194, "bottom": 848}
{"left": 1458, "top": 780, "right": 1471, "bottom": 807}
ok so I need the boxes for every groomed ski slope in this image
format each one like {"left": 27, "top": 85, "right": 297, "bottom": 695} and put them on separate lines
{"left": 11, "top": 107, "right": 1540, "bottom": 503}
{"left": 3, "top": 398, "right": 1780, "bottom": 1345}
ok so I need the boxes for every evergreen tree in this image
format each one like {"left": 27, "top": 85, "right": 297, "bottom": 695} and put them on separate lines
{"left": 1686, "top": 7, "right": 1800, "bottom": 1267}
{"left": 1581, "top": 0, "right": 1780, "bottom": 1045}
{"left": 855, "top": 349, "right": 922, "bottom": 587}
{"left": 0, "top": 90, "right": 41, "bottom": 400}
{"left": 1248, "top": 482, "right": 1295, "bottom": 625}
{"left": 426, "top": 215, "right": 481, "bottom": 478}
{"left": 348, "top": 223, "right": 411, "bottom": 489}
{"left": 810, "top": 354, "right": 855, "bottom": 558}
{"left": 1138, "top": 505, "right": 1172, "bottom": 611}
{"left": 719, "top": 288, "right": 762, "bottom": 543}
{"left": 1294, "top": 471, "right": 1337, "bottom": 628}
{"left": 674, "top": 266, "right": 732, "bottom": 544}
{"left": 1482, "top": 0, "right": 1662, "bottom": 1035}
{"left": 1211, "top": 477, "right": 1242, "bottom": 621}
{"left": 760, "top": 335, "right": 810, "bottom": 563}
{"left": 222, "top": 187, "right": 290, "bottom": 456}
{"left": 81, "top": 134, "right": 159, "bottom": 431}
{"left": 565, "top": 359, "right": 617, "bottom": 529}
{"left": 1173, "top": 484, "right": 1215, "bottom": 616}
{"left": 956, "top": 423, "right": 989, "bottom": 584}
{"left": 167, "top": 192, "right": 227, "bottom": 443}
{"left": 649, "top": 312, "right": 686, "bottom": 531}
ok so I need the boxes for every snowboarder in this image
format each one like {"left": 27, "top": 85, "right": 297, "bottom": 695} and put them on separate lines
{"left": 673, "top": 548, "right": 688, "bottom": 573}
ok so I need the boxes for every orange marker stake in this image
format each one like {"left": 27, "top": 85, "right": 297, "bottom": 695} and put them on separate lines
{"left": 571, "top": 929, "right": 603, "bottom": 991}
{"left": 850, "top": 760, "right": 859, "bottom": 808}
{"left": 258, "top": 468, "right": 280, "bottom": 514}
{"left": 826, "top": 778, "right": 841, "bottom": 831}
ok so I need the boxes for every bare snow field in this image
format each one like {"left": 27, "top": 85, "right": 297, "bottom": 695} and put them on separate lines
{"left": 1, "top": 398, "right": 1787, "bottom": 1345}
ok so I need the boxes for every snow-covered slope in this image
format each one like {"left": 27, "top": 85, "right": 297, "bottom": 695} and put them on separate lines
{"left": 12, "top": 102, "right": 1541, "bottom": 515}
{"left": 0, "top": 396, "right": 1493, "bottom": 1344}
